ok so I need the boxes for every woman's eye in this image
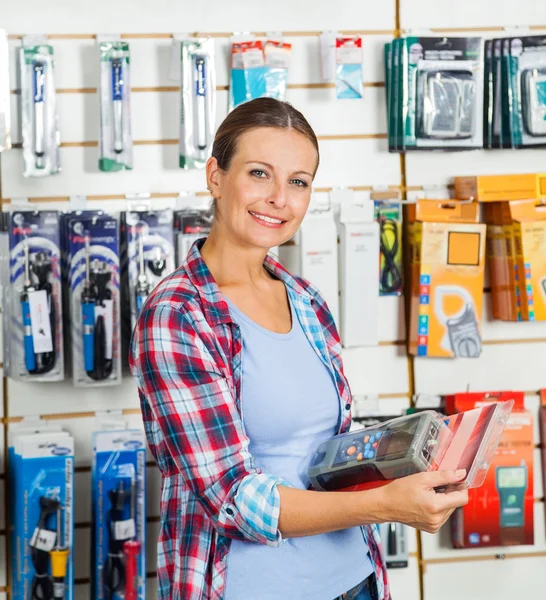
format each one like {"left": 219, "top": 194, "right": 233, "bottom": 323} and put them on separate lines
{"left": 250, "top": 169, "right": 267, "bottom": 178}
{"left": 290, "top": 178, "right": 308, "bottom": 188}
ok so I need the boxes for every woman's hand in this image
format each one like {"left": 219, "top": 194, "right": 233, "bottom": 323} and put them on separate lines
{"left": 374, "top": 469, "right": 469, "bottom": 534}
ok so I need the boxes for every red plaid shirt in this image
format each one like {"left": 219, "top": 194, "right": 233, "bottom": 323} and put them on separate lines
{"left": 130, "top": 239, "right": 390, "bottom": 600}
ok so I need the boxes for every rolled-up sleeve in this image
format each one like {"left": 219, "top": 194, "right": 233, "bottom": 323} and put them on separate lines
{"left": 129, "top": 302, "right": 287, "bottom": 546}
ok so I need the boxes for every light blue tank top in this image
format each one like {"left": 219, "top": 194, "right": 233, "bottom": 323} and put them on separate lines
{"left": 224, "top": 289, "right": 373, "bottom": 600}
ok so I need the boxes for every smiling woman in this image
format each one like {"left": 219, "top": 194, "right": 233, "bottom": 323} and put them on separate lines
{"left": 130, "top": 97, "right": 468, "bottom": 600}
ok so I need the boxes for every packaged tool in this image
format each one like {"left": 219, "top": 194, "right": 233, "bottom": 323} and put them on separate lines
{"left": 179, "top": 38, "right": 216, "bottom": 169}
{"left": 64, "top": 211, "right": 121, "bottom": 387}
{"left": 92, "top": 429, "right": 146, "bottom": 600}
{"left": 0, "top": 29, "right": 11, "bottom": 151}
{"left": 174, "top": 200, "right": 214, "bottom": 265}
{"left": 263, "top": 39, "right": 292, "bottom": 101}
{"left": 408, "top": 199, "right": 486, "bottom": 358}
{"left": 10, "top": 427, "right": 74, "bottom": 600}
{"left": 395, "top": 36, "right": 484, "bottom": 150}
{"left": 19, "top": 36, "right": 61, "bottom": 176}
{"left": 454, "top": 172, "right": 546, "bottom": 202}
{"left": 99, "top": 40, "right": 133, "bottom": 171}
{"left": 230, "top": 38, "right": 266, "bottom": 109}
{"left": 373, "top": 192, "right": 403, "bottom": 296}
{"left": 121, "top": 209, "right": 176, "bottom": 330}
{"left": 379, "top": 523, "right": 408, "bottom": 569}
{"left": 335, "top": 35, "right": 363, "bottom": 99}
{"left": 335, "top": 190, "right": 379, "bottom": 347}
{"left": 5, "top": 210, "right": 64, "bottom": 382}
{"left": 447, "top": 392, "right": 534, "bottom": 548}
{"left": 308, "top": 401, "right": 513, "bottom": 493}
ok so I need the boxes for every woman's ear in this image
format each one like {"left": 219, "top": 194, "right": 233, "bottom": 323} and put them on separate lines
{"left": 206, "top": 156, "right": 221, "bottom": 199}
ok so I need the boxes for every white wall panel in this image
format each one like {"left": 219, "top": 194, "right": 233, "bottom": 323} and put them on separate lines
{"left": 387, "top": 557, "right": 420, "bottom": 600}
{"left": 482, "top": 295, "right": 546, "bottom": 342}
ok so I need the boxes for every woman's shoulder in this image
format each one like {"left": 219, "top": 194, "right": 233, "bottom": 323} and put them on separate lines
{"left": 141, "top": 264, "right": 201, "bottom": 317}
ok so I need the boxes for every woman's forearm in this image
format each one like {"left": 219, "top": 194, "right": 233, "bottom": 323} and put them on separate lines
{"left": 277, "top": 485, "right": 387, "bottom": 538}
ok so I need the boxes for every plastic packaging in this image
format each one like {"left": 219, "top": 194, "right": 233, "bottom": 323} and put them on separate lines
{"left": 174, "top": 203, "right": 213, "bottom": 265}
{"left": 308, "top": 401, "right": 514, "bottom": 492}
{"left": 230, "top": 38, "right": 266, "bottom": 109}
{"left": 91, "top": 429, "right": 146, "bottom": 600}
{"left": 5, "top": 210, "right": 64, "bottom": 382}
{"left": 99, "top": 40, "right": 133, "bottom": 171}
{"left": 19, "top": 36, "right": 61, "bottom": 176}
{"left": 374, "top": 197, "right": 403, "bottom": 296}
{"left": 62, "top": 211, "right": 121, "bottom": 387}
{"left": 179, "top": 38, "right": 216, "bottom": 169}
{"left": 121, "top": 209, "right": 176, "bottom": 330}
{"left": 335, "top": 36, "right": 363, "bottom": 99}
{"left": 0, "top": 29, "right": 11, "bottom": 151}
{"left": 264, "top": 39, "right": 291, "bottom": 100}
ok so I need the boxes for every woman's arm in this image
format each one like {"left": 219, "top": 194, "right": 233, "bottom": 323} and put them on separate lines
{"left": 278, "top": 469, "right": 469, "bottom": 538}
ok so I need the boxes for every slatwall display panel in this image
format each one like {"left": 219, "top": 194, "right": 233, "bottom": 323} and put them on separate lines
{"left": 7, "top": 377, "right": 140, "bottom": 418}
{"left": 387, "top": 558, "right": 420, "bottom": 600}
{"left": 342, "top": 345, "right": 410, "bottom": 398}
{"left": 4, "top": 0, "right": 396, "bottom": 35}
{"left": 422, "top": 554, "right": 546, "bottom": 600}
{"left": 413, "top": 342, "right": 546, "bottom": 395}
{"left": 401, "top": 0, "right": 546, "bottom": 29}
{"left": 378, "top": 296, "right": 406, "bottom": 343}
{"left": 482, "top": 295, "right": 546, "bottom": 341}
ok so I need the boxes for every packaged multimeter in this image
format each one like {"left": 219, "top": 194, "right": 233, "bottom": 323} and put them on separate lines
{"left": 19, "top": 36, "right": 61, "bottom": 176}
{"left": 506, "top": 35, "right": 546, "bottom": 148}
{"left": 0, "top": 29, "right": 11, "bottom": 152}
{"left": 11, "top": 428, "right": 75, "bottom": 600}
{"left": 398, "top": 36, "right": 484, "bottom": 150}
{"left": 99, "top": 39, "right": 133, "bottom": 171}
{"left": 92, "top": 429, "right": 146, "bottom": 600}
{"left": 408, "top": 199, "right": 486, "bottom": 358}
{"left": 174, "top": 203, "right": 213, "bottom": 265}
{"left": 63, "top": 211, "right": 121, "bottom": 387}
{"left": 121, "top": 209, "right": 176, "bottom": 330}
{"left": 308, "top": 401, "right": 513, "bottom": 493}
{"left": 447, "top": 392, "right": 534, "bottom": 548}
{"left": 179, "top": 38, "right": 216, "bottom": 169}
{"left": 5, "top": 210, "right": 64, "bottom": 382}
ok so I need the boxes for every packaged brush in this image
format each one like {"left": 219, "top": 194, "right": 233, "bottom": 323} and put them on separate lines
{"left": 401, "top": 36, "right": 484, "bottom": 150}
{"left": 99, "top": 40, "right": 133, "bottom": 171}
{"left": 121, "top": 209, "right": 176, "bottom": 330}
{"left": 19, "top": 36, "right": 61, "bottom": 176}
{"left": 65, "top": 211, "right": 121, "bottom": 387}
{"left": 6, "top": 210, "right": 64, "bottom": 382}
{"left": 179, "top": 38, "right": 216, "bottom": 169}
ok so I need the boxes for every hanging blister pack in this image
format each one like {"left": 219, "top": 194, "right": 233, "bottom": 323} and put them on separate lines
{"left": 64, "top": 211, "right": 121, "bottom": 387}
{"left": 121, "top": 209, "right": 176, "bottom": 330}
{"left": 508, "top": 36, "right": 546, "bottom": 147}
{"left": 92, "top": 429, "right": 146, "bottom": 600}
{"left": 179, "top": 38, "right": 216, "bottom": 169}
{"left": 0, "top": 29, "right": 11, "bottom": 151}
{"left": 230, "top": 38, "right": 266, "bottom": 109}
{"left": 99, "top": 40, "right": 132, "bottom": 171}
{"left": 335, "top": 36, "right": 363, "bottom": 99}
{"left": 402, "top": 36, "right": 484, "bottom": 150}
{"left": 19, "top": 37, "right": 61, "bottom": 176}
{"left": 6, "top": 210, "right": 64, "bottom": 382}
{"left": 263, "top": 39, "right": 291, "bottom": 100}
{"left": 174, "top": 198, "right": 213, "bottom": 265}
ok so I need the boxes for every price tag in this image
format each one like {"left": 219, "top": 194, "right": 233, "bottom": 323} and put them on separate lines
{"left": 28, "top": 289, "right": 54, "bottom": 353}
{"left": 30, "top": 528, "right": 56, "bottom": 552}
{"left": 114, "top": 519, "right": 136, "bottom": 541}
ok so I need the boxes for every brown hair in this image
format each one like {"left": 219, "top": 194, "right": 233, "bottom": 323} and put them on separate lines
{"left": 212, "top": 97, "right": 320, "bottom": 173}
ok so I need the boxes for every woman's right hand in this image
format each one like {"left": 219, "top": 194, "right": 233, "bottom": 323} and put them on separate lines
{"left": 374, "top": 469, "right": 469, "bottom": 534}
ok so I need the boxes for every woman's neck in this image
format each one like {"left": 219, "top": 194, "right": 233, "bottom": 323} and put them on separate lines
{"left": 200, "top": 227, "right": 271, "bottom": 288}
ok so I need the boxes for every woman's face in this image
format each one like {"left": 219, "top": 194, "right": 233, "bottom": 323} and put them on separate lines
{"left": 207, "top": 127, "right": 318, "bottom": 250}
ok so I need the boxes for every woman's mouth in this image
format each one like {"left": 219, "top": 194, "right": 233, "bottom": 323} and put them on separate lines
{"left": 248, "top": 211, "right": 286, "bottom": 228}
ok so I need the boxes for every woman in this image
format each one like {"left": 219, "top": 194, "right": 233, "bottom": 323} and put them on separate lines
{"left": 130, "top": 98, "right": 468, "bottom": 600}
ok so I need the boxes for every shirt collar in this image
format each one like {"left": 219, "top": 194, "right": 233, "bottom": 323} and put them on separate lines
{"left": 184, "top": 238, "right": 312, "bottom": 326}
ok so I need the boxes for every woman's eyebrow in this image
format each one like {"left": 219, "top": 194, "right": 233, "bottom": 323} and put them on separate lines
{"left": 245, "top": 161, "right": 313, "bottom": 178}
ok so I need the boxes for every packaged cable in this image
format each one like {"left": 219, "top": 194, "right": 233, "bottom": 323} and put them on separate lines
{"left": 6, "top": 210, "right": 64, "bottom": 382}
{"left": 121, "top": 209, "right": 176, "bottom": 331}
{"left": 0, "top": 29, "right": 11, "bottom": 151}
{"left": 11, "top": 428, "right": 74, "bottom": 600}
{"left": 373, "top": 198, "right": 403, "bottom": 296}
{"left": 507, "top": 35, "right": 546, "bottom": 148}
{"left": 401, "top": 36, "right": 484, "bottom": 150}
{"left": 19, "top": 37, "right": 61, "bottom": 176}
{"left": 99, "top": 40, "right": 132, "bottom": 171}
{"left": 64, "top": 211, "right": 121, "bottom": 387}
{"left": 179, "top": 38, "right": 216, "bottom": 169}
{"left": 92, "top": 429, "right": 146, "bottom": 600}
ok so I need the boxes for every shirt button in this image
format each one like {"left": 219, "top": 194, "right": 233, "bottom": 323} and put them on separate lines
{"left": 226, "top": 507, "right": 234, "bottom": 516}
{"left": 345, "top": 403, "right": 351, "bottom": 411}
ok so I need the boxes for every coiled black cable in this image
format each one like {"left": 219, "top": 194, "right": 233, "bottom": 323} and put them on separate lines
{"left": 30, "top": 497, "right": 59, "bottom": 600}
{"left": 379, "top": 217, "right": 403, "bottom": 295}
{"left": 86, "top": 264, "right": 113, "bottom": 381}
{"left": 103, "top": 484, "right": 129, "bottom": 600}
